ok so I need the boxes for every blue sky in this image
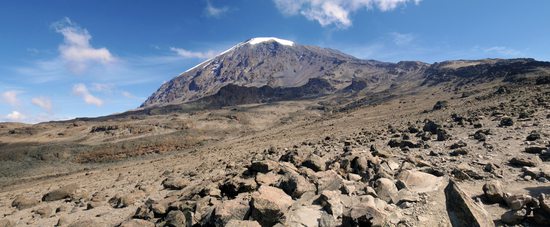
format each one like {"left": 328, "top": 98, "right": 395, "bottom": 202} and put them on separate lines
{"left": 1, "top": 0, "right": 549, "bottom": 123}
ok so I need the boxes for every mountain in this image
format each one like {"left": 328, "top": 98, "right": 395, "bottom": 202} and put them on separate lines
{"left": 141, "top": 37, "right": 427, "bottom": 107}
{"left": 142, "top": 37, "right": 550, "bottom": 109}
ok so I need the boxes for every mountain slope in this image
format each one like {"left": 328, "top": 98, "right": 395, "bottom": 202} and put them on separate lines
{"left": 141, "top": 37, "right": 427, "bottom": 107}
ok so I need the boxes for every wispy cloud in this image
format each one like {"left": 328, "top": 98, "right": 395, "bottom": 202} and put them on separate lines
{"left": 170, "top": 47, "right": 218, "bottom": 59}
{"left": 390, "top": 32, "right": 415, "bottom": 46}
{"left": 31, "top": 97, "right": 52, "bottom": 112}
{"left": 72, "top": 83, "right": 103, "bottom": 106}
{"left": 1, "top": 90, "right": 21, "bottom": 106}
{"left": 52, "top": 17, "right": 116, "bottom": 74}
{"left": 273, "top": 0, "right": 422, "bottom": 28}
{"left": 482, "top": 46, "right": 522, "bottom": 56}
{"left": 5, "top": 111, "right": 26, "bottom": 122}
{"left": 205, "top": 0, "right": 229, "bottom": 17}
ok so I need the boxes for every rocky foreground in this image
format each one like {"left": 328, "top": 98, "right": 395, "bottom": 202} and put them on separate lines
{"left": 1, "top": 82, "right": 549, "bottom": 226}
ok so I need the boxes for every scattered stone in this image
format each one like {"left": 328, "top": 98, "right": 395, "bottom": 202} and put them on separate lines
{"left": 524, "top": 146, "right": 546, "bottom": 154}
{"left": 444, "top": 180, "right": 495, "bottom": 227}
{"left": 482, "top": 181, "right": 504, "bottom": 204}
{"left": 314, "top": 170, "right": 344, "bottom": 193}
{"left": 165, "top": 210, "right": 187, "bottom": 227}
{"left": 211, "top": 195, "right": 250, "bottom": 226}
{"left": 285, "top": 205, "right": 324, "bottom": 226}
{"left": 433, "top": 100, "right": 448, "bottom": 110}
{"left": 11, "top": 195, "right": 40, "bottom": 210}
{"left": 119, "top": 219, "right": 155, "bottom": 227}
{"left": 500, "top": 209, "right": 526, "bottom": 225}
{"left": 34, "top": 206, "right": 52, "bottom": 218}
{"left": 499, "top": 117, "right": 514, "bottom": 127}
{"left": 249, "top": 160, "right": 279, "bottom": 173}
{"left": 374, "top": 178, "right": 398, "bottom": 203}
{"left": 450, "top": 148, "right": 469, "bottom": 156}
{"left": 509, "top": 156, "right": 542, "bottom": 167}
{"left": 398, "top": 170, "right": 443, "bottom": 193}
{"left": 225, "top": 220, "right": 261, "bottom": 227}
{"left": 279, "top": 171, "right": 315, "bottom": 199}
{"left": 526, "top": 131, "right": 541, "bottom": 141}
{"left": 302, "top": 154, "right": 326, "bottom": 172}
{"left": 162, "top": 177, "right": 190, "bottom": 190}
{"left": 436, "top": 129, "right": 450, "bottom": 141}
{"left": 504, "top": 194, "right": 535, "bottom": 210}
{"left": 317, "top": 190, "right": 343, "bottom": 218}
{"left": 251, "top": 186, "right": 293, "bottom": 226}
{"left": 220, "top": 177, "right": 257, "bottom": 198}
{"left": 450, "top": 141, "right": 467, "bottom": 149}
{"left": 42, "top": 184, "right": 78, "bottom": 202}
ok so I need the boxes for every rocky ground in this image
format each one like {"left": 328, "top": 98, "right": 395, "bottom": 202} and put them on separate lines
{"left": 0, "top": 81, "right": 549, "bottom": 226}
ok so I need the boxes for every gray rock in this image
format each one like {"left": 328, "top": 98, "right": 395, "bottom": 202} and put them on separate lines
{"left": 285, "top": 205, "right": 324, "bottom": 227}
{"left": 211, "top": 195, "right": 251, "bottom": 226}
{"left": 317, "top": 190, "right": 343, "bottom": 218}
{"left": 119, "top": 219, "right": 155, "bottom": 227}
{"left": 165, "top": 210, "right": 187, "bottom": 227}
{"left": 504, "top": 194, "right": 535, "bottom": 210}
{"left": 444, "top": 180, "right": 494, "bottom": 227}
{"left": 482, "top": 181, "right": 504, "bottom": 204}
{"left": 314, "top": 170, "right": 344, "bottom": 193}
{"left": 220, "top": 177, "right": 257, "bottom": 198}
{"left": 225, "top": 220, "right": 261, "bottom": 227}
{"left": 34, "top": 206, "right": 52, "bottom": 218}
{"left": 397, "top": 170, "right": 443, "bottom": 193}
{"left": 500, "top": 209, "right": 526, "bottom": 225}
{"left": 251, "top": 185, "right": 293, "bottom": 226}
{"left": 249, "top": 160, "right": 279, "bottom": 173}
{"left": 302, "top": 154, "right": 326, "bottom": 172}
{"left": 509, "top": 156, "right": 542, "bottom": 167}
{"left": 11, "top": 195, "right": 40, "bottom": 210}
{"left": 374, "top": 178, "right": 398, "bottom": 204}
{"left": 162, "top": 177, "right": 190, "bottom": 190}
{"left": 279, "top": 171, "right": 315, "bottom": 199}
{"left": 42, "top": 183, "right": 78, "bottom": 202}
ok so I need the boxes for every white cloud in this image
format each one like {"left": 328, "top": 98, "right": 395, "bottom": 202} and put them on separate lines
{"left": 72, "top": 83, "right": 103, "bottom": 106}
{"left": 1, "top": 90, "right": 20, "bottom": 106}
{"left": 483, "top": 46, "right": 521, "bottom": 56}
{"left": 273, "top": 0, "right": 421, "bottom": 28}
{"left": 52, "top": 17, "right": 115, "bottom": 73}
{"left": 5, "top": 111, "right": 26, "bottom": 122}
{"left": 170, "top": 47, "right": 218, "bottom": 59}
{"left": 31, "top": 97, "right": 52, "bottom": 112}
{"left": 390, "top": 32, "right": 414, "bottom": 46}
{"left": 205, "top": 0, "right": 229, "bottom": 17}
{"left": 121, "top": 91, "right": 138, "bottom": 99}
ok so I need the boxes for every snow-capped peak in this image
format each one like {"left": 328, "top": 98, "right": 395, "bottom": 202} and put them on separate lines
{"left": 247, "top": 37, "right": 294, "bottom": 46}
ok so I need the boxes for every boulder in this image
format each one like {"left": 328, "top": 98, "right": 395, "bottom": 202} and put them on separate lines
{"left": 34, "top": 206, "right": 52, "bottom": 218}
{"left": 397, "top": 170, "right": 443, "bottom": 193}
{"left": 342, "top": 196, "right": 389, "bottom": 227}
{"left": 211, "top": 195, "right": 251, "bottom": 226}
{"left": 108, "top": 191, "right": 143, "bottom": 208}
{"left": 509, "top": 156, "right": 542, "bottom": 167}
{"left": 302, "top": 154, "right": 326, "bottom": 172}
{"left": 225, "top": 220, "right": 261, "bottom": 227}
{"left": 374, "top": 178, "right": 398, "bottom": 204}
{"left": 249, "top": 160, "right": 279, "bottom": 173}
{"left": 316, "top": 190, "right": 343, "bottom": 218}
{"left": 278, "top": 171, "right": 315, "bottom": 199}
{"left": 11, "top": 195, "right": 40, "bottom": 210}
{"left": 314, "top": 170, "right": 344, "bottom": 193}
{"left": 504, "top": 194, "right": 535, "bottom": 210}
{"left": 524, "top": 146, "right": 546, "bottom": 154}
{"left": 220, "top": 177, "right": 258, "bottom": 198}
{"left": 285, "top": 205, "right": 324, "bottom": 227}
{"left": 119, "top": 219, "right": 155, "bottom": 227}
{"left": 251, "top": 186, "right": 293, "bottom": 226}
{"left": 499, "top": 117, "right": 514, "bottom": 127}
{"left": 255, "top": 172, "right": 281, "bottom": 186}
{"left": 67, "top": 219, "right": 107, "bottom": 227}
{"left": 444, "top": 180, "right": 494, "bottom": 227}
{"left": 133, "top": 204, "right": 154, "bottom": 220}
{"left": 165, "top": 210, "right": 187, "bottom": 227}
{"left": 500, "top": 209, "right": 526, "bottom": 225}
{"left": 162, "top": 177, "right": 190, "bottom": 190}
{"left": 42, "top": 183, "right": 78, "bottom": 201}
{"left": 482, "top": 181, "right": 504, "bottom": 204}
{"left": 423, "top": 120, "right": 441, "bottom": 134}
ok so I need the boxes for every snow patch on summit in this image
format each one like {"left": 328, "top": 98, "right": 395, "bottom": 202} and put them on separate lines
{"left": 247, "top": 37, "right": 294, "bottom": 46}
